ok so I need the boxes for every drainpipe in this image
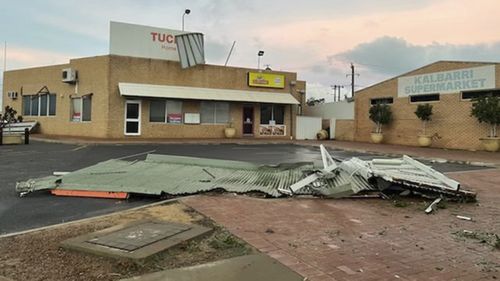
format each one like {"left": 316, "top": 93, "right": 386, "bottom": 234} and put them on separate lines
{"left": 290, "top": 104, "right": 294, "bottom": 140}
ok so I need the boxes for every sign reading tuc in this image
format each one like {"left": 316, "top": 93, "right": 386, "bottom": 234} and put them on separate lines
{"left": 109, "top": 21, "right": 185, "bottom": 61}
{"left": 398, "top": 65, "right": 496, "bottom": 97}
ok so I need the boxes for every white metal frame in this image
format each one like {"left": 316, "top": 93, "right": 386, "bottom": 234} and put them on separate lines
{"left": 70, "top": 95, "right": 92, "bottom": 122}
{"left": 124, "top": 100, "right": 142, "bottom": 136}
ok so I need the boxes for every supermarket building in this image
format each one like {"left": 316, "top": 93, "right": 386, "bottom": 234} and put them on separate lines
{"left": 348, "top": 61, "right": 500, "bottom": 150}
{"left": 2, "top": 22, "right": 305, "bottom": 139}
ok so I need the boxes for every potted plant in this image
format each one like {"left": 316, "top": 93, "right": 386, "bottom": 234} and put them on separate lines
{"left": 0, "top": 106, "right": 24, "bottom": 145}
{"left": 369, "top": 103, "right": 392, "bottom": 143}
{"left": 470, "top": 96, "right": 500, "bottom": 152}
{"left": 414, "top": 104, "right": 433, "bottom": 147}
{"left": 224, "top": 121, "right": 236, "bottom": 138}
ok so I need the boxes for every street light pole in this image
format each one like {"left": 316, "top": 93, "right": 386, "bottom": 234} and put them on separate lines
{"left": 182, "top": 9, "right": 191, "bottom": 31}
{"left": 257, "top": 50, "right": 264, "bottom": 70}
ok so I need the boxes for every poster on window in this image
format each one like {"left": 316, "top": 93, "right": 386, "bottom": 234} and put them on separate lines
{"left": 259, "top": 125, "right": 286, "bottom": 136}
{"left": 168, "top": 113, "right": 182, "bottom": 124}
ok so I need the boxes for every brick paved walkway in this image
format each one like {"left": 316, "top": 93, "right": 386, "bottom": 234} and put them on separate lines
{"left": 183, "top": 169, "right": 500, "bottom": 281}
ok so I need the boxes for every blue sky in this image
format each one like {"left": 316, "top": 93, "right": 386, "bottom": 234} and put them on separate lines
{"left": 1, "top": 0, "right": 500, "bottom": 107}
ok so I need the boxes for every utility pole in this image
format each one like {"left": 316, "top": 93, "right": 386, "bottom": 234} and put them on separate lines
{"left": 3, "top": 41, "right": 5, "bottom": 73}
{"left": 346, "top": 63, "right": 359, "bottom": 98}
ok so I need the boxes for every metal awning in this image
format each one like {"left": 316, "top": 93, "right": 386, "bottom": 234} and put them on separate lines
{"left": 118, "top": 82, "right": 300, "bottom": 104}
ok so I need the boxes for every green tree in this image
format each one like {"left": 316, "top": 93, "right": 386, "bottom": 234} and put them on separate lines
{"left": 470, "top": 96, "right": 500, "bottom": 137}
{"left": 414, "top": 104, "right": 433, "bottom": 135}
{"left": 369, "top": 104, "right": 392, "bottom": 134}
{"left": 0, "top": 106, "right": 23, "bottom": 130}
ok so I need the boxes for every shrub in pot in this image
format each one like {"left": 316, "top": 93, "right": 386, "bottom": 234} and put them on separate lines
{"left": 369, "top": 103, "right": 392, "bottom": 143}
{"left": 414, "top": 103, "right": 433, "bottom": 147}
{"left": 470, "top": 96, "right": 500, "bottom": 152}
{"left": 224, "top": 122, "right": 236, "bottom": 138}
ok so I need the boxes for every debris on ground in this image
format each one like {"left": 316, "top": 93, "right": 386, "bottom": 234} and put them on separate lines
{"left": 457, "top": 215, "right": 473, "bottom": 221}
{"left": 425, "top": 198, "right": 443, "bottom": 214}
{"left": 15, "top": 145, "right": 476, "bottom": 203}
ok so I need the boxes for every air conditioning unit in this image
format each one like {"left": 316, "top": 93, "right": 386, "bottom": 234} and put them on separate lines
{"left": 7, "top": 91, "right": 18, "bottom": 99}
{"left": 62, "top": 68, "right": 78, "bottom": 83}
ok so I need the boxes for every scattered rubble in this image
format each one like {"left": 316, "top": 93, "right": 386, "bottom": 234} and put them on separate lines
{"left": 16, "top": 145, "right": 476, "bottom": 204}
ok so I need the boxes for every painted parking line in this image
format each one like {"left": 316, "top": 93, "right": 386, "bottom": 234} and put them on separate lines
{"left": 71, "top": 145, "right": 88, "bottom": 151}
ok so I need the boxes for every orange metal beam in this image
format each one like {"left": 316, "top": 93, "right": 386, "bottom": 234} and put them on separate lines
{"left": 51, "top": 189, "right": 129, "bottom": 199}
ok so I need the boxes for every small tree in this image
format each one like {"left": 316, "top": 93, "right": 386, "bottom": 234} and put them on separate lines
{"left": 306, "top": 97, "right": 325, "bottom": 106}
{"left": 0, "top": 106, "right": 23, "bottom": 132}
{"left": 470, "top": 96, "right": 500, "bottom": 138}
{"left": 414, "top": 104, "right": 433, "bottom": 135}
{"left": 369, "top": 103, "right": 392, "bottom": 134}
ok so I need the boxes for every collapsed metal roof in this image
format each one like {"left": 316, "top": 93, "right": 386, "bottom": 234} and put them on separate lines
{"left": 16, "top": 145, "right": 476, "bottom": 201}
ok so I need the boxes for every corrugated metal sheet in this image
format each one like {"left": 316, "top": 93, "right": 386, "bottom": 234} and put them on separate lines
{"left": 118, "top": 83, "right": 300, "bottom": 105}
{"left": 176, "top": 33, "right": 205, "bottom": 69}
{"left": 16, "top": 150, "right": 473, "bottom": 201}
{"left": 16, "top": 155, "right": 313, "bottom": 198}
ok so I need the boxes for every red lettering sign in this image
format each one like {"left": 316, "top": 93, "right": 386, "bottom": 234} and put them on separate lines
{"left": 151, "top": 32, "right": 175, "bottom": 43}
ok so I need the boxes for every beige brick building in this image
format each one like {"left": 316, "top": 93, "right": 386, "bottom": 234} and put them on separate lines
{"left": 349, "top": 61, "right": 500, "bottom": 151}
{"left": 2, "top": 55, "right": 305, "bottom": 139}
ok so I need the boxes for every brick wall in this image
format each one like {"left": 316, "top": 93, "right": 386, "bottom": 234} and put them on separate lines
{"left": 2, "top": 55, "right": 304, "bottom": 139}
{"left": 335, "top": 120, "right": 355, "bottom": 141}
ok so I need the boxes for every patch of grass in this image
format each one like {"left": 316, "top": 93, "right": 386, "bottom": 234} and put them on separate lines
{"left": 393, "top": 200, "right": 409, "bottom": 208}
{"left": 209, "top": 232, "right": 247, "bottom": 251}
{"left": 452, "top": 230, "right": 500, "bottom": 250}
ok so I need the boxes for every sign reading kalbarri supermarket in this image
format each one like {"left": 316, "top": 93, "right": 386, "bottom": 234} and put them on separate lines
{"left": 398, "top": 65, "right": 496, "bottom": 97}
{"left": 109, "top": 21, "right": 185, "bottom": 61}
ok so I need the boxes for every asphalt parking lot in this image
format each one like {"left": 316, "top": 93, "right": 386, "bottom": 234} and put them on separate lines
{"left": 0, "top": 141, "right": 488, "bottom": 235}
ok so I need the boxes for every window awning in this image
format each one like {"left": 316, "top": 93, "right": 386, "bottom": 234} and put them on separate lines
{"left": 118, "top": 83, "right": 300, "bottom": 104}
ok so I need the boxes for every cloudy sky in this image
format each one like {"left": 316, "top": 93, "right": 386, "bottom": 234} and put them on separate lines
{"left": 1, "top": 0, "right": 500, "bottom": 105}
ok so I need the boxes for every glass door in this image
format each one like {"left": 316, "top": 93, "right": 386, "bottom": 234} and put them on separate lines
{"left": 124, "top": 100, "right": 141, "bottom": 136}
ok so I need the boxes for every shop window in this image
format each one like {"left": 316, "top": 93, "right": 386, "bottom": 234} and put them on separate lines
{"left": 71, "top": 95, "right": 92, "bottom": 122}
{"left": 150, "top": 100, "right": 166, "bottom": 122}
{"left": 461, "top": 89, "right": 500, "bottom": 100}
{"left": 260, "top": 104, "right": 285, "bottom": 125}
{"left": 49, "top": 94, "right": 57, "bottom": 115}
{"left": 40, "top": 94, "right": 48, "bottom": 116}
{"left": 31, "top": 96, "right": 39, "bottom": 116}
{"left": 409, "top": 94, "right": 440, "bottom": 103}
{"left": 22, "top": 96, "right": 31, "bottom": 116}
{"left": 149, "top": 99, "right": 183, "bottom": 123}
{"left": 370, "top": 97, "right": 393, "bottom": 105}
{"left": 22, "top": 94, "right": 57, "bottom": 116}
{"left": 200, "top": 101, "right": 229, "bottom": 124}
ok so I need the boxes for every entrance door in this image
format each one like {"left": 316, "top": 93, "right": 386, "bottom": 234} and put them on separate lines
{"left": 242, "top": 105, "right": 254, "bottom": 135}
{"left": 124, "top": 100, "right": 141, "bottom": 136}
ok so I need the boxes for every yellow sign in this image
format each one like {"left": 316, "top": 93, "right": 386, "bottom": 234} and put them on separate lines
{"left": 248, "top": 72, "right": 285, "bottom": 89}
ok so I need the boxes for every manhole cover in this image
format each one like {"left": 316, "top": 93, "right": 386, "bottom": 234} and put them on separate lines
{"left": 86, "top": 222, "right": 191, "bottom": 252}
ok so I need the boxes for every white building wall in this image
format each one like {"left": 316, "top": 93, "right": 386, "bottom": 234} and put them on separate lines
{"left": 303, "top": 100, "right": 354, "bottom": 119}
